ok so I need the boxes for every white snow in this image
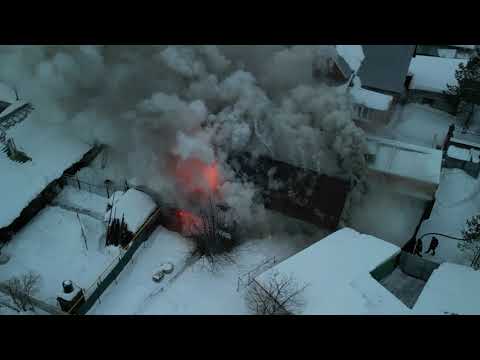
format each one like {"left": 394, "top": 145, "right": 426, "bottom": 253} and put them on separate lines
{"left": 413, "top": 263, "right": 480, "bottom": 315}
{"left": 350, "top": 85, "right": 393, "bottom": 111}
{"left": 0, "top": 205, "right": 119, "bottom": 305}
{"left": 437, "top": 49, "right": 457, "bottom": 59}
{"left": 417, "top": 168, "right": 480, "bottom": 266}
{"left": 89, "top": 220, "right": 330, "bottom": 315}
{"left": 255, "top": 228, "right": 410, "bottom": 314}
{"left": 447, "top": 145, "right": 471, "bottom": 161}
{"left": 349, "top": 178, "right": 427, "bottom": 248}
{"left": 53, "top": 185, "right": 109, "bottom": 218}
{"left": 0, "top": 116, "right": 91, "bottom": 228}
{"left": 408, "top": 55, "right": 466, "bottom": 93}
{"left": 366, "top": 135, "right": 443, "bottom": 186}
{"left": 104, "top": 189, "right": 157, "bottom": 234}
{"left": 336, "top": 45, "right": 365, "bottom": 73}
{"left": 365, "top": 104, "right": 458, "bottom": 149}
{"left": 0, "top": 82, "right": 16, "bottom": 103}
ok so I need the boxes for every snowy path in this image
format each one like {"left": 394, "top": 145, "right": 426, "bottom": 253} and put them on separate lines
{"left": 418, "top": 168, "right": 480, "bottom": 266}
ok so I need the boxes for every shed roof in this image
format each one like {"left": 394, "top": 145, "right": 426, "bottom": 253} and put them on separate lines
{"left": 414, "top": 263, "right": 480, "bottom": 315}
{"left": 366, "top": 136, "right": 443, "bottom": 186}
{"left": 357, "top": 45, "right": 415, "bottom": 95}
{"left": 255, "top": 228, "right": 408, "bottom": 314}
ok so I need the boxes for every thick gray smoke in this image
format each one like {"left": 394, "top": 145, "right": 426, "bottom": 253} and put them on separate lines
{"left": 0, "top": 45, "right": 367, "bottom": 229}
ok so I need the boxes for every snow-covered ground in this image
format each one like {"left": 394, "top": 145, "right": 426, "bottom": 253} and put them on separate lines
{"left": 53, "top": 185, "right": 109, "bottom": 220}
{"left": 0, "top": 205, "right": 119, "bottom": 305}
{"left": 417, "top": 168, "right": 480, "bottom": 266}
{"left": 349, "top": 178, "right": 426, "bottom": 248}
{"left": 89, "top": 221, "right": 329, "bottom": 315}
{"left": 0, "top": 115, "right": 92, "bottom": 229}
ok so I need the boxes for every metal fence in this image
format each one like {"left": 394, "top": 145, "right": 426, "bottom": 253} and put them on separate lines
{"left": 61, "top": 174, "right": 130, "bottom": 198}
{"left": 237, "top": 256, "right": 277, "bottom": 292}
{"left": 67, "top": 208, "right": 162, "bottom": 315}
{"left": 0, "top": 282, "right": 68, "bottom": 315}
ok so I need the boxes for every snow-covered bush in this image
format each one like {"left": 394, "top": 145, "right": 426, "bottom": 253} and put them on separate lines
{"left": 188, "top": 198, "right": 239, "bottom": 271}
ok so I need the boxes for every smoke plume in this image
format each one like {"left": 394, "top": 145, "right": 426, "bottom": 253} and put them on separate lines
{"left": 0, "top": 45, "right": 367, "bottom": 230}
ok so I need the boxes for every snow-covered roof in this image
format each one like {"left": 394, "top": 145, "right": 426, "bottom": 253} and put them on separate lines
{"left": 447, "top": 145, "right": 471, "bottom": 161}
{"left": 408, "top": 55, "right": 467, "bottom": 93}
{"left": 449, "top": 45, "right": 476, "bottom": 50}
{"left": 350, "top": 85, "right": 393, "bottom": 111}
{"left": 255, "top": 228, "right": 409, "bottom": 314}
{"left": 336, "top": 45, "right": 365, "bottom": 73}
{"left": 414, "top": 263, "right": 480, "bottom": 315}
{"left": 105, "top": 189, "right": 157, "bottom": 234}
{"left": 0, "top": 82, "right": 16, "bottom": 104}
{"left": 0, "top": 117, "right": 92, "bottom": 229}
{"left": 366, "top": 136, "right": 443, "bottom": 186}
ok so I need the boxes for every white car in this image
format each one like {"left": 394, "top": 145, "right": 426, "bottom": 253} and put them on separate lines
{"left": 152, "top": 262, "right": 175, "bottom": 282}
{"left": 152, "top": 270, "right": 165, "bottom": 283}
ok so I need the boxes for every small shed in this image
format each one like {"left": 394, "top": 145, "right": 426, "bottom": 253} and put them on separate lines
{"left": 254, "top": 228, "right": 409, "bottom": 314}
{"left": 407, "top": 55, "right": 467, "bottom": 112}
{"left": 365, "top": 136, "right": 443, "bottom": 200}
{"left": 445, "top": 143, "right": 480, "bottom": 178}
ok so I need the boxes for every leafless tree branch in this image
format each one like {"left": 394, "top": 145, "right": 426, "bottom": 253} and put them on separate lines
{"left": 245, "top": 271, "right": 308, "bottom": 315}
{"left": 3, "top": 271, "right": 41, "bottom": 312}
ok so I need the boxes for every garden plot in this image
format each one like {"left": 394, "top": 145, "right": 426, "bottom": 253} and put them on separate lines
{"left": 0, "top": 205, "right": 119, "bottom": 306}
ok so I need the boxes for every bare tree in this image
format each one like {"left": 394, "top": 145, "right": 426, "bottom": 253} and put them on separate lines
{"left": 461, "top": 214, "right": 480, "bottom": 268}
{"left": 188, "top": 197, "right": 238, "bottom": 271}
{"left": 245, "top": 271, "right": 308, "bottom": 315}
{"left": 2, "top": 271, "right": 41, "bottom": 312}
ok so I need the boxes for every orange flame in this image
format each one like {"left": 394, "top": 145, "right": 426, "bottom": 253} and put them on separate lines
{"left": 176, "top": 209, "right": 203, "bottom": 235}
{"left": 170, "top": 155, "right": 221, "bottom": 201}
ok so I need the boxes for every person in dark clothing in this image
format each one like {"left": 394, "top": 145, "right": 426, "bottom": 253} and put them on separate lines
{"left": 425, "top": 236, "right": 439, "bottom": 256}
{"left": 414, "top": 239, "right": 423, "bottom": 257}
